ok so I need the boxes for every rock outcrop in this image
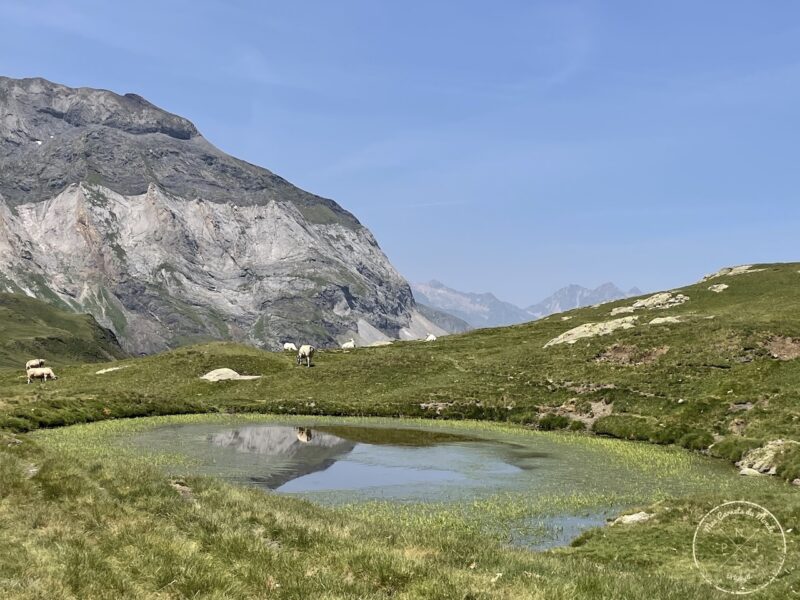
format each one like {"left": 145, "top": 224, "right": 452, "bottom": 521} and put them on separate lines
{"left": 736, "top": 439, "right": 799, "bottom": 476}
{"left": 0, "top": 76, "right": 442, "bottom": 352}
{"left": 544, "top": 316, "right": 638, "bottom": 347}
{"left": 612, "top": 511, "right": 653, "bottom": 525}
{"left": 702, "top": 265, "right": 765, "bottom": 281}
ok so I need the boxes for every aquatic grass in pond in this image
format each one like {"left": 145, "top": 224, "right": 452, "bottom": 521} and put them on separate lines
{"left": 30, "top": 414, "right": 772, "bottom": 551}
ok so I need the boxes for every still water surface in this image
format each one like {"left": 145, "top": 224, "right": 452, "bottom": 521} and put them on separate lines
{"left": 117, "top": 419, "right": 749, "bottom": 548}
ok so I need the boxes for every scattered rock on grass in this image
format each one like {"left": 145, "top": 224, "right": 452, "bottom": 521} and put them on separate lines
{"left": 649, "top": 316, "right": 682, "bottom": 325}
{"left": 632, "top": 292, "right": 689, "bottom": 310}
{"left": 420, "top": 402, "right": 452, "bottom": 415}
{"left": 200, "top": 368, "right": 261, "bottom": 382}
{"left": 170, "top": 480, "right": 194, "bottom": 500}
{"left": 613, "top": 511, "right": 653, "bottom": 525}
{"left": 544, "top": 316, "right": 638, "bottom": 347}
{"left": 708, "top": 284, "right": 729, "bottom": 293}
{"left": 95, "top": 365, "right": 130, "bottom": 375}
{"left": 736, "top": 439, "right": 800, "bottom": 475}
{"left": 703, "top": 265, "right": 765, "bottom": 281}
{"left": 728, "top": 418, "right": 747, "bottom": 435}
{"left": 739, "top": 467, "right": 763, "bottom": 476}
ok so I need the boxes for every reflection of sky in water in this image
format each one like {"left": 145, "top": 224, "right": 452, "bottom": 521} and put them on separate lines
{"left": 121, "top": 420, "right": 752, "bottom": 548}
{"left": 128, "top": 424, "right": 530, "bottom": 501}
{"left": 277, "top": 443, "right": 521, "bottom": 493}
{"left": 124, "top": 421, "right": 741, "bottom": 504}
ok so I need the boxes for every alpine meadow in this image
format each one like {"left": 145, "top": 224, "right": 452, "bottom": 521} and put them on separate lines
{"left": 1, "top": 3, "right": 799, "bottom": 599}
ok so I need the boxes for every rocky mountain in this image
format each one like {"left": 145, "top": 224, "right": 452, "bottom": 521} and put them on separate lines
{"left": 411, "top": 280, "right": 532, "bottom": 328}
{"left": 0, "top": 76, "right": 443, "bottom": 353}
{"left": 414, "top": 303, "right": 472, "bottom": 334}
{"left": 526, "top": 283, "right": 639, "bottom": 319}
{"left": 412, "top": 280, "right": 638, "bottom": 328}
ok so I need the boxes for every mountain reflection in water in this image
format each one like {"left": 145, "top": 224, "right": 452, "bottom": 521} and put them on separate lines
{"left": 209, "top": 426, "right": 356, "bottom": 489}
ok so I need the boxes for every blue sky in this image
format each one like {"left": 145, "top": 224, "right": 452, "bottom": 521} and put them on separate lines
{"left": 2, "top": 1, "right": 799, "bottom": 305}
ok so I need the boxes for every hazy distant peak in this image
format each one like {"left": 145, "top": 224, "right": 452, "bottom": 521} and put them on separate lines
{"left": 412, "top": 279, "right": 637, "bottom": 328}
{"left": 411, "top": 281, "right": 530, "bottom": 328}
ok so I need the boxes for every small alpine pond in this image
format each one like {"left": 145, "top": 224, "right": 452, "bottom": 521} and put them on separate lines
{"left": 32, "top": 415, "right": 766, "bottom": 549}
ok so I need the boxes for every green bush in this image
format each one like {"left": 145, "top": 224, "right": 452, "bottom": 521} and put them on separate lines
{"left": 776, "top": 444, "right": 800, "bottom": 482}
{"left": 592, "top": 415, "right": 657, "bottom": 441}
{"left": 568, "top": 420, "right": 586, "bottom": 431}
{"left": 709, "top": 437, "right": 765, "bottom": 462}
{"left": 538, "top": 414, "right": 571, "bottom": 430}
{"left": 678, "top": 431, "right": 713, "bottom": 451}
{"left": 508, "top": 410, "right": 538, "bottom": 426}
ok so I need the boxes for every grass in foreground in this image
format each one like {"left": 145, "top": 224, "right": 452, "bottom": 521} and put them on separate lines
{"left": 2, "top": 426, "right": 798, "bottom": 599}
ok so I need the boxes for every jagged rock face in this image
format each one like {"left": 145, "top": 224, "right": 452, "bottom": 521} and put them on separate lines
{"left": 0, "top": 76, "right": 441, "bottom": 352}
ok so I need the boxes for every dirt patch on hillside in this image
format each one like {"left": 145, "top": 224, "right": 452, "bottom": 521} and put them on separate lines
{"left": 764, "top": 336, "right": 800, "bottom": 361}
{"left": 594, "top": 344, "right": 669, "bottom": 366}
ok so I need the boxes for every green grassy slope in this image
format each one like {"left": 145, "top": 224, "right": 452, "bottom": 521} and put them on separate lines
{"left": 0, "top": 293, "right": 128, "bottom": 369}
{"left": 1, "top": 263, "right": 798, "bottom": 475}
{"left": 1, "top": 263, "right": 799, "bottom": 598}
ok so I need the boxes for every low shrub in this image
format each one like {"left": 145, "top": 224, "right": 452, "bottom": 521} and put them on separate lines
{"left": 678, "top": 431, "right": 713, "bottom": 451}
{"left": 568, "top": 420, "right": 586, "bottom": 431}
{"left": 709, "top": 436, "right": 765, "bottom": 462}
{"left": 592, "top": 415, "right": 657, "bottom": 441}
{"left": 538, "top": 414, "right": 571, "bottom": 430}
{"left": 776, "top": 444, "right": 800, "bottom": 482}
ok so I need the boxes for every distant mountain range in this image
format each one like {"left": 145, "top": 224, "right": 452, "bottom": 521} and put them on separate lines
{"left": 411, "top": 280, "right": 641, "bottom": 330}
{"left": 525, "top": 283, "right": 642, "bottom": 319}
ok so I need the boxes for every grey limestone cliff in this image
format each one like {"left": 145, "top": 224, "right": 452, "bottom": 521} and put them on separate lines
{"left": 0, "top": 76, "right": 443, "bottom": 352}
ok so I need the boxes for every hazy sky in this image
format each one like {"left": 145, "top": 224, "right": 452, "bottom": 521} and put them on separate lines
{"left": 2, "top": 1, "right": 799, "bottom": 305}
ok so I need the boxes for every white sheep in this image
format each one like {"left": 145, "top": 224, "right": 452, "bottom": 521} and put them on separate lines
{"left": 425, "top": 333, "right": 437, "bottom": 342}
{"left": 296, "top": 344, "right": 315, "bottom": 367}
{"left": 283, "top": 342, "right": 298, "bottom": 351}
{"left": 26, "top": 366, "right": 57, "bottom": 384}
{"left": 25, "top": 358, "right": 45, "bottom": 369}
{"left": 341, "top": 338, "right": 356, "bottom": 350}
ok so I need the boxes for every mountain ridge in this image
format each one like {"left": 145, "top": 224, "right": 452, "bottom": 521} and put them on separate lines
{"left": 411, "top": 280, "right": 637, "bottom": 328}
{"left": 0, "top": 76, "right": 441, "bottom": 352}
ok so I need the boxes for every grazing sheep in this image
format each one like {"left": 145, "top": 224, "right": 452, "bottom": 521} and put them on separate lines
{"left": 26, "top": 367, "right": 57, "bottom": 384}
{"left": 341, "top": 338, "right": 356, "bottom": 350}
{"left": 25, "top": 358, "right": 45, "bottom": 370}
{"left": 296, "top": 344, "right": 315, "bottom": 367}
{"left": 425, "top": 334, "right": 437, "bottom": 342}
{"left": 283, "top": 342, "right": 298, "bottom": 352}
